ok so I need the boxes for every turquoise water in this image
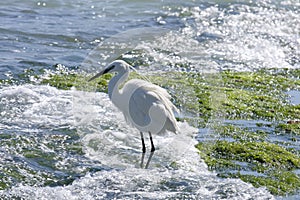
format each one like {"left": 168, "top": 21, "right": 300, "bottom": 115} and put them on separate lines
{"left": 0, "top": 0, "right": 299, "bottom": 199}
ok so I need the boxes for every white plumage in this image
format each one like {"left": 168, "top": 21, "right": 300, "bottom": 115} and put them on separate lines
{"left": 89, "top": 60, "right": 179, "bottom": 154}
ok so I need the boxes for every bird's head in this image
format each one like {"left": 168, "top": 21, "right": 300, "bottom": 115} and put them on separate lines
{"left": 89, "top": 60, "right": 130, "bottom": 81}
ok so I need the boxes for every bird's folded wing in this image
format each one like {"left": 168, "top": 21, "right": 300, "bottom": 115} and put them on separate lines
{"left": 128, "top": 88, "right": 160, "bottom": 127}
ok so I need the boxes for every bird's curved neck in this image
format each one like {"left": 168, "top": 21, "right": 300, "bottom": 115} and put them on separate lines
{"left": 108, "top": 70, "right": 129, "bottom": 107}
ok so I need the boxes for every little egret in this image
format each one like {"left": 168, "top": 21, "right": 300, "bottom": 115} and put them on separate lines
{"left": 89, "top": 60, "right": 179, "bottom": 167}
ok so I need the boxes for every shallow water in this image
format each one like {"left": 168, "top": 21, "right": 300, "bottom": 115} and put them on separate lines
{"left": 1, "top": 0, "right": 300, "bottom": 199}
{"left": 287, "top": 90, "right": 300, "bottom": 105}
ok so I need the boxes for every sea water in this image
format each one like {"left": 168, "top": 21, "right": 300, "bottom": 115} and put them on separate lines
{"left": 0, "top": 0, "right": 299, "bottom": 199}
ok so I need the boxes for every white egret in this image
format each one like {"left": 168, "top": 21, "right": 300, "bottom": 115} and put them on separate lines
{"left": 89, "top": 60, "right": 179, "bottom": 167}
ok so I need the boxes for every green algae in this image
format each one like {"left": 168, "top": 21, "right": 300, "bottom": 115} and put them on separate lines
{"left": 197, "top": 141, "right": 300, "bottom": 171}
{"left": 276, "top": 122, "right": 300, "bottom": 135}
{"left": 222, "top": 70, "right": 300, "bottom": 92}
{"left": 196, "top": 141, "right": 300, "bottom": 195}
{"left": 40, "top": 71, "right": 112, "bottom": 92}
{"left": 220, "top": 70, "right": 300, "bottom": 120}
{"left": 214, "top": 124, "right": 268, "bottom": 141}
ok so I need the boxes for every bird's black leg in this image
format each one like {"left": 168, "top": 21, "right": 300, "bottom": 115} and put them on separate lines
{"left": 140, "top": 132, "right": 146, "bottom": 153}
{"left": 149, "top": 132, "right": 155, "bottom": 152}
{"left": 144, "top": 132, "right": 155, "bottom": 169}
{"left": 140, "top": 132, "right": 146, "bottom": 168}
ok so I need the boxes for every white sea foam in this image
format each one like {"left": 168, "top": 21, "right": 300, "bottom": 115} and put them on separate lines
{"left": 0, "top": 85, "right": 274, "bottom": 199}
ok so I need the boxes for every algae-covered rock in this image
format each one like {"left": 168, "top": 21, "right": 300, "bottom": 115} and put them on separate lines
{"left": 196, "top": 141, "right": 300, "bottom": 195}
{"left": 196, "top": 141, "right": 300, "bottom": 170}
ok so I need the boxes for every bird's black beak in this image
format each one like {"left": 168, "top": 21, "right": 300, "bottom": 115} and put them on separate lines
{"left": 88, "top": 65, "right": 115, "bottom": 82}
{"left": 88, "top": 69, "right": 105, "bottom": 82}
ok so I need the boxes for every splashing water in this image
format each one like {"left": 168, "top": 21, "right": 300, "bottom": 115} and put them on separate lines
{"left": 0, "top": 84, "right": 273, "bottom": 199}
